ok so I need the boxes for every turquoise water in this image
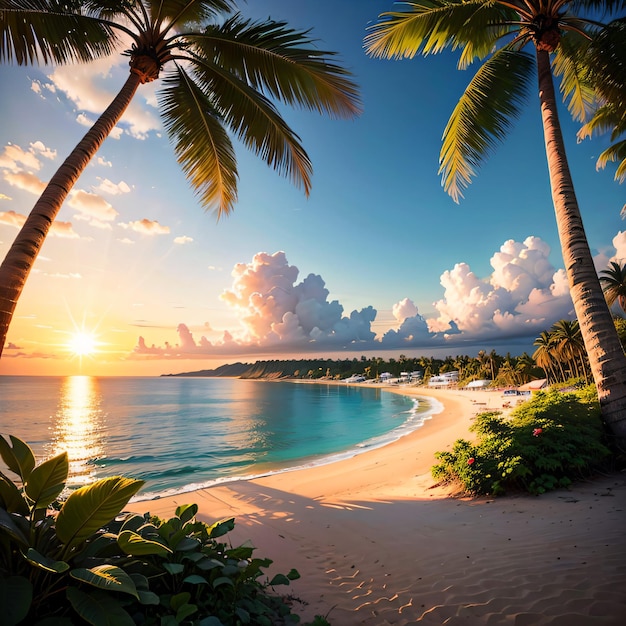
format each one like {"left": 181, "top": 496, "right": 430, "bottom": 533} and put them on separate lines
{"left": 0, "top": 376, "right": 440, "bottom": 501}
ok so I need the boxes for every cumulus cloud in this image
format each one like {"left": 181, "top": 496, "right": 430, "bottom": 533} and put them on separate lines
{"left": 131, "top": 235, "right": 625, "bottom": 360}
{"left": 94, "top": 178, "right": 131, "bottom": 195}
{"left": 174, "top": 235, "right": 193, "bottom": 244}
{"left": 119, "top": 218, "right": 170, "bottom": 235}
{"left": 3, "top": 171, "right": 47, "bottom": 195}
{"left": 0, "top": 143, "right": 42, "bottom": 172}
{"left": 46, "top": 55, "right": 160, "bottom": 140}
{"left": 68, "top": 189, "right": 118, "bottom": 226}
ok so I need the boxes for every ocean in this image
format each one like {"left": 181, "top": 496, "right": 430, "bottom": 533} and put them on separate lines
{"left": 0, "top": 376, "right": 441, "bottom": 501}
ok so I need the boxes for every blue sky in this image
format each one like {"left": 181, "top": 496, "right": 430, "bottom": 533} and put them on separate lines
{"left": 0, "top": 0, "right": 624, "bottom": 376}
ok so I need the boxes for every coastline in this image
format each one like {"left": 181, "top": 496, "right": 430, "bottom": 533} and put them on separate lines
{"left": 131, "top": 385, "right": 626, "bottom": 625}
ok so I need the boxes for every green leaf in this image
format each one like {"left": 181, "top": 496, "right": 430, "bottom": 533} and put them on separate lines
{"left": 0, "top": 474, "right": 29, "bottom": 514}
{"left": 0, "top": 507, "right": 28, "bottom": 546}
{"left": 175, "top": 503, "right": 198, "bottom": 524}
{"left": 0, "top": 575, "right": 32, "bottom": 626}
{"left": 182, "top": 574, "right": 209, "bottom": 584}
{"left": 137, "top": 589, "right": 160, "bottom": 605}
{"left": 269, "top": 573, "right": 291, "bottom": 586}
{"left": 207, "top": 517, "right": 235, "bottom": 538}
{"left": 70, "top": 565, "right": 139, "bottom": 598}
{"left": 170, "top": 591, "right": 191, "bottom": 610}
{"left": 287, "top": 568, "right": 300, "bottom": 580}
{"left": 174, "top": 536, "right": 200, "bottom": 552}
{"left": 25, "top": 452, "right": 68, "bottom": 509}
{"left": 66, "top": 587, "right": 135, "bottom": 626}
{"left": 0, "top": 435, "right": 35, "bottom": 482}
{"left": 56, "top": 476, "right": 144, "bottom": 549}
{"left": 176, "top": 603, "right": 198, "bottom": 622}
{"left": 25, "top": 547, "right": 70, "bottom": 573}
{"left": 213, "top": 576, "right": 235, "bottom": 588}
{"left": 198, "top": 617, "right": 225, "bottom": 626}
{"left": 117, "top": 529, "right": 172, "bottom": 556}
{"left": 163, "top": 562, "right": 185, "bottom": 575}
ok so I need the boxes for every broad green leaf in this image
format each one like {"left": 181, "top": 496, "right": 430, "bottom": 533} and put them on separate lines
{"left": 207, "top": 517, "right": 235, "bottom": 538}
{"left": 170, "top": 592, "right": 191, "bottom": 610}
{"left": 66, "top": 587, "right": 135, "bottom": 626}
{"left": 0, "top": 507, "right": 28, "bottom": 546}
{"left": 137, "top": 589, "right": 160, "bottom": 605}
{"left": 287, "top": 568, "right": 300, "bottom": 580}
{"left": 0, "top": 475, "right": 29, "bottom": 515}
{"left": 177, "top": 603, "right": 198, "bottom": 622}
{"left": 269, "top": 573, "right": 291, "bottom": 586}
{"left": 175, "top": 503, "right": 198, "bottom": 524}
{"left": 198, "top": 617, "right": 225, "bottom": 626}
{"left": 212, "top": 576, "right": 235, "bottom": 588}
{"left": 163, "top": 562, "right": 185, "bottom": 575}
{"left": 0, "top": 435, "right": 35, "bottom": 481}
{"left": 70, "top": 565, "right": 139, "bottom": 598}
{"left": 119, "top": 513, "right": 145, "bottom": 533}
{"left": 196, "top": 558, "right": 224, "bottom": 571}
{"left": 25, "top": 452, "right": 68, "bottom": 509}
{"left": 25, "top": 547, "right": 70, "bottom": 573}
{"left": 0, "top": 575, "right": 31, "bottom": 626}
{"left": 56, "top": 476, "right": 144, "bottom": 549}
{"left": 182, "top": 574, "right": 209, "bottom": 584}
{"left": 117, "top": 529, "right": 172, "bottom": 556}
{"left": 174, "top": 536, "right": 200, "bottom": 552}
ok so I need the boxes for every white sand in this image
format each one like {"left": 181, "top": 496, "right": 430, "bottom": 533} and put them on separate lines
{"left": 132, "top": 386, "right": 626, "bottom": 625}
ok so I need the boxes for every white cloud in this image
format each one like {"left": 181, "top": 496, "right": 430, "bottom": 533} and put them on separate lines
{"left": 68, "top": 189, "right": 118, "bottom": 224}
{"left": 46, "top": 55, "right": 161, "bottom": 140}
{"left": 0, "top": 143, "right": 42, "bottom": 172}
{"left": 0, "top": 210, "right": 80, "bottom": 238}
{"left": 96, "top": 156, "right": 112, "bottom": 168}
{"left": 3, "top": 171, "right": 46, "bottom": 195}
{"left": 131, "top": 235, "right": 624, "bottom": 360}
{"left": 94, "top": 178, "right": 131, "bottom": 195}
{"left": 174, "top": 235, "right": 193, "bottom": 244}
{"left": 118, "top": 218, "right": 170, "bottom": 235}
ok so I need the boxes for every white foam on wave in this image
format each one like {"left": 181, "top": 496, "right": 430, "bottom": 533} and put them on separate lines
{"left": 132, "top": 394, "right": 445, "bottom": 503}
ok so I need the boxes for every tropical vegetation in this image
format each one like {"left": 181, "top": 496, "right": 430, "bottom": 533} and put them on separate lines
{"left": 600, "top": 261, "right": 626, "bottom": 314}
{"left": 364, "top": 0, "right": 626, "bottom": 441}
{"left": 0, "top": 0, "right": 360, "bottom": 358}
{"left": 432, "top": 387, "right": 612, "bottom": 495}
{"left": 0, "top": 434, "right": 307, "bottom": 626}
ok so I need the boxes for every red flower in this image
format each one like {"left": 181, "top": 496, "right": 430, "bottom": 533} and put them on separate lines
{"left": 533, "top": 428, "right": 543, "bottom": 437}
{"left": 467, "top": 457, "right": 475, "bottom": 465}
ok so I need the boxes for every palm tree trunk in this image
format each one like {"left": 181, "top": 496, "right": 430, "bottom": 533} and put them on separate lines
{"left": 537, "top": 49, "right": 626, "bottom": 441}
{"left": 0, "top": 71, "right": 143, "bottom": 357}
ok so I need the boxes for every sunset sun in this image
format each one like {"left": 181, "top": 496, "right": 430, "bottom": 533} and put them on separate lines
{"left": 68, "top": 331, "right": 97, "bottom": 357}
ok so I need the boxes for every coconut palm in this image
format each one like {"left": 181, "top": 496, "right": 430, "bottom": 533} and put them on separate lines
{"left": 576, "top": 17, "right": 626, "bottom": 215}
{"left": 365, "top": 0, "right": 626, "bottom": 440}
{"left": 600, "top": 261, "right": 626, "bottom": 314}
{"left": 0, "top": 0, "right": 361, "bottom": 357}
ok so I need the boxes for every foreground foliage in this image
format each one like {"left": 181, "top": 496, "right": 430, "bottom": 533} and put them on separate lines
{"left": 432, "top": 388, "right": 612, "bottom": 496}
{"left": 0, "top": 435, "right": 301, "bottom": 625}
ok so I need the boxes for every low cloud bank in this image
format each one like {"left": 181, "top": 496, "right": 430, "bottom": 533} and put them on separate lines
{"left": 132, "top": 234, "right": 624, "bottom": 359}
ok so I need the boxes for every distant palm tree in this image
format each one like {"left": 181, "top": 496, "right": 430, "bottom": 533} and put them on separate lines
{"left": 365, "top": 0, "right": 626, "bottom": 440}
{"left": 552, "top": 319, "right": 590, "bottom": 383}
{"left": 600, "top": 261, "right": 626, "bottom": 314}
{"left": 533, "top": 330, "right": 560, "bottom": 384}
{"left": 0, "top": 0, "right": 361, "bottom": 357}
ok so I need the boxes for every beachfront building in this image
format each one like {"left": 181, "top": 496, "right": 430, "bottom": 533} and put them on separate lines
{"left": 465, "top": 379, "right": 491, "bottom": 390}
{"left": 428, "top": 371, "right": 459, "bottom": 387}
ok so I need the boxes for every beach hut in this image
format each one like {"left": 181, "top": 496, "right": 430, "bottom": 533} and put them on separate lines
{"left": 465, "top": 379, "right": 491, "bottom": 390}
{"left": 518, "top": 379, "right": 548, "bottom": 391}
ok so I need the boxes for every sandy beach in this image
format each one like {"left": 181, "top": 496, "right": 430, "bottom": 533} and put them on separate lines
{"left": 132, "top": 386, "right": 626, "bottom": 625}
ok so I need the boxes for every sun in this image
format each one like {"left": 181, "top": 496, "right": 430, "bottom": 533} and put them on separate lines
{"left": 68, "top": 331, "right": 97, "bottom": 357}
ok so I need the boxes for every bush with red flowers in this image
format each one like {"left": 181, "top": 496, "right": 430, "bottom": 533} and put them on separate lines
{"left": 431, "top": 387, "right": 612, "bottom": 495}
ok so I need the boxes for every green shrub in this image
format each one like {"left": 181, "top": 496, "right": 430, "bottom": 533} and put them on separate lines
{"left": 432, "top": 388, "right": 612, "bottom": 496}
{"left": 0, "top": 435, "right": 301, "bottom": 625}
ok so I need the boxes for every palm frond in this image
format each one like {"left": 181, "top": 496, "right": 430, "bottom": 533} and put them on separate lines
{"left": 149, "top": 0, "right": 236, "bottom": 30}
{"left": 191, "top": 56, "right": 313, "bottom": 196}
{"left": 439, "top": 47, "right": 534, "bottom": 202}
{"left": 364, "top": 0, "right": 510, "bottom": 62}
{"left": 191, "top": 15, "right": 361, "bottom": 119}
{"left": 0, "top": 0, "right": 117, "bottom": 65}
{"left": 158, "top": 64, "right": 238, "bottom": 216}
{"left": 552, "top": 31, "right": 596, "bottom": 123}
{"left": 577, "top": 105, "right": 623, "bottom": 140}
{"left": 596, "top": 139, "right": 626, "bottom": 183}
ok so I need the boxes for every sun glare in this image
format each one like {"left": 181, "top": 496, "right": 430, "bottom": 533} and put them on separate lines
{"left": 68, "top": 331, "right": 97, "bottom": 357}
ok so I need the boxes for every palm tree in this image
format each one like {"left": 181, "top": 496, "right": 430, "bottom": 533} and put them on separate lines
{"left": 365, "top": 0, "right": 626, "bottom": 440}
{"left": 552, "top": 319, "right": 590, "bottom": 382}
{"left": 600, "top": 261, "right": 626, "bottom": 314}
{"left": 576, "top": 17, "right": 626, "bottom": 215}
{"left": 533, "top": 330, "right": 560, "bottom": 384}
{"left": 0, "top": 1, "right": 360, "bottom": 356}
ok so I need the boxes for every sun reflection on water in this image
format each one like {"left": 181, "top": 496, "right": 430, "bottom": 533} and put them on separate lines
{"left": 48, "top": 376, "right": 106, "bottom": 486}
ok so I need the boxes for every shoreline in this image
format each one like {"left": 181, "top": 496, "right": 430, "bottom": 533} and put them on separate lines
{"left": 130, "top": 385, "right": 626, "bottom": 625}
